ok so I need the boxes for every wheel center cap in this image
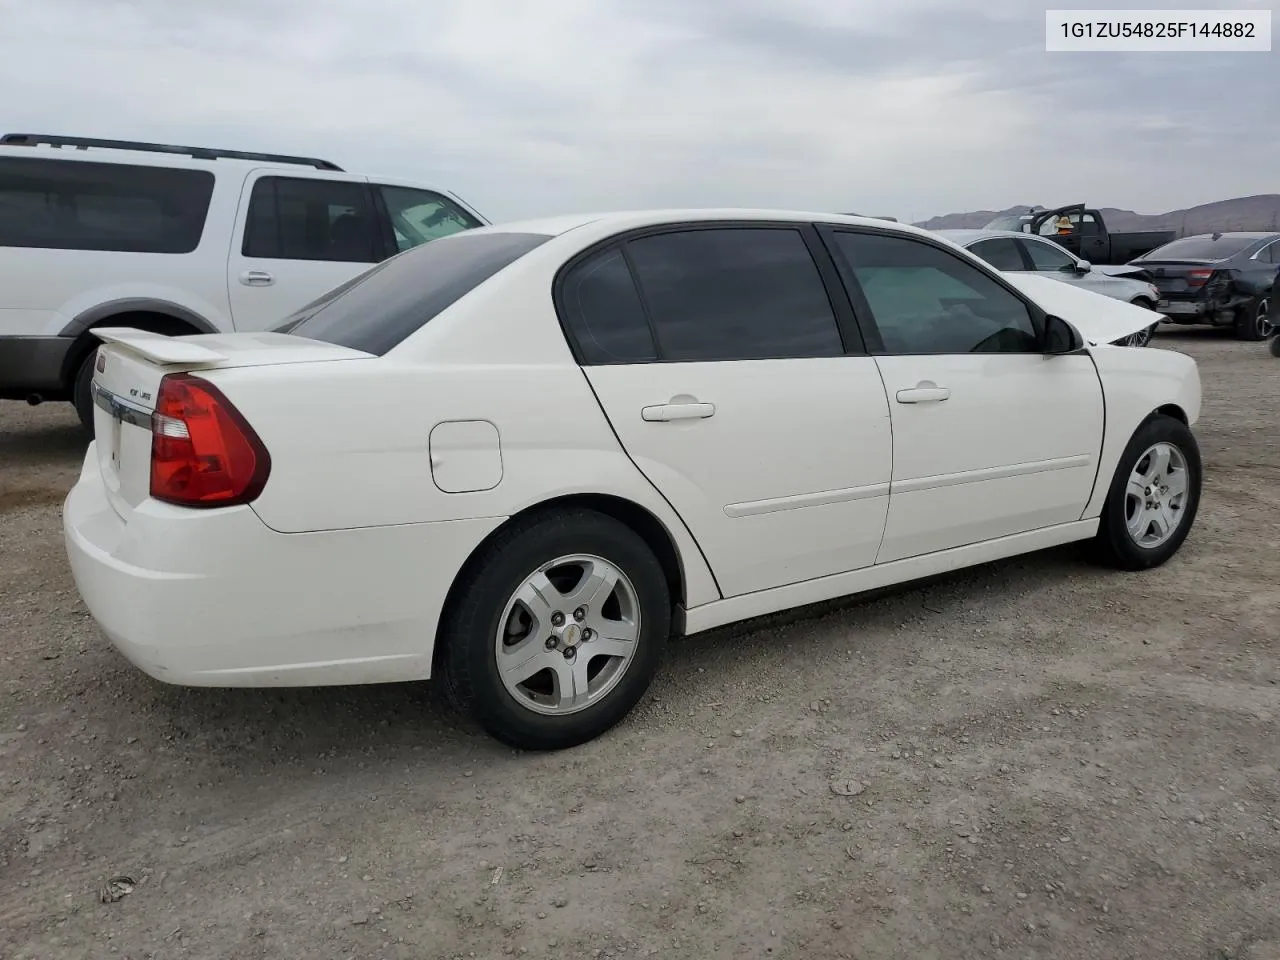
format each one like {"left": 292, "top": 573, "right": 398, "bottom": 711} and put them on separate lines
{"left": 560, "top": 623, "right": 583, "bottom": 648}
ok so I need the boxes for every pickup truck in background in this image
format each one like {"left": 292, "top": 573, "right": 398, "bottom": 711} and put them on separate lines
{"left": 984, "top": 204, "right": 1176, "bottom": 266}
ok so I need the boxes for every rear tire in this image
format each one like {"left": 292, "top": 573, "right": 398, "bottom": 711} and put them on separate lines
{"left": 1234, "top": 295, "right": 1271, "bottom": 341}
{"left": 1092, "top": 414, "right": 1201, "bottom": 571}
{"left": 71, "top": 352, "right": 96, "bottom": 436}
{"left": 1270, "top": 331, "right": 1280, "bottom": 358}
{"left": 440, "top": 508, "right": 670, "bottom": 750}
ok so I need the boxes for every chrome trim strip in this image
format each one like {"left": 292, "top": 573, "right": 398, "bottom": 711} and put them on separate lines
{"left": 724, "top": 481, "right": 891, "bottom": 518}
{"left": 92, "top": 382, "right": 153, "bottom": 429}
{"left": 893, "top": 454, "right": 1093, "bottom": 495}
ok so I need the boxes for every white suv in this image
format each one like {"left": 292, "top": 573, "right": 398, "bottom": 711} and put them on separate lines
{"left": 0, "top": 133, "right": 488, "bottom": 432}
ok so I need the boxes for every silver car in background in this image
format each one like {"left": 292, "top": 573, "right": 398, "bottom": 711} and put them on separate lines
{"left": 935, "top": 228, "right": 1164, "bottom": 346}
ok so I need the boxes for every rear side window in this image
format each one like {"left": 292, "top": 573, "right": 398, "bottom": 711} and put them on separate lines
{"left": 286, "top": 230, "right": 551, "bottom": 355}
{"left": 0, "top": 157, "right": 214, "bottom": 253}
{"left": 243, "top": 176, "right": 380, "bottom": 263}
{"left": 967, "top": 237, "right": 1024, "bottom": 271}
{"left": 558, "top": 248, "right": 658, "bottom": 364}
{"left": 624, "top": 227, "right": 844, "bottom": 362}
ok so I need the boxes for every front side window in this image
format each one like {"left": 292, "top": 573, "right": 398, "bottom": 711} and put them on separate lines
{"left": 378, "top": 185, "right": 483, "bottom": 252}
{"left": 1020, "top": 237, "right": 1077, "bottom": 271}
{"left": 831, "top": 231, "right": 1040, "bottom": 355}
{"left": 1036, "top": 212, "right": 1097, "bottom": 236}
{"left": 622, "top": 227, "right": 844, "bottom": 362}
{"left": 967, "top": 237, "right": 1024, "bottom": 272}
{"left": 0, "top": 157, "right": 214, "bottom": 253}
{"left": 243, "top": 176, "right": 379, "bottom": 263}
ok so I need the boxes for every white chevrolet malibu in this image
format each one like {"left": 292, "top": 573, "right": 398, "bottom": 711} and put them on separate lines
{"left": 64, "top": 210, "right": 1203, "bottom": 750}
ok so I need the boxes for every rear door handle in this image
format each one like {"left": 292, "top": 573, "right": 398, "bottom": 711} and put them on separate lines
{"left": 641, "top": 401, "right": 716, "bottom": 422}
{"left": 238, "top": 270, "right": 275, "bottom": 286}
{"left": 895, "top": 381, "right": 950, "bottom": 404}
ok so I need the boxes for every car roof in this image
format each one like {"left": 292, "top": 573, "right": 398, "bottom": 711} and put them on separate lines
{"left": 932, "top": 227, "right": 1059, "bottom": 245}
{"left": 470, "top": 209, "right": 935, "bottom": 239}
{"left": 1174, "top": 231, "right": 1280, "bottom": 241}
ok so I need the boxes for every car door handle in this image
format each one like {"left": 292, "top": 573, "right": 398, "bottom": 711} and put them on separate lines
{"left": 238, "top": 270, "right": 275, "bottom": 286}
{"left": 641, "top": 401, "right": 716, "bottom": 422}
{"left": 895, "top": 381, "right": 951, "bottom": 404}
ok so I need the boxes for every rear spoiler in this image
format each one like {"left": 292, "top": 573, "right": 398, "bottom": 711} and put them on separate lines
{"left": 92, "top": 327, "right": 226, "bottom": 367}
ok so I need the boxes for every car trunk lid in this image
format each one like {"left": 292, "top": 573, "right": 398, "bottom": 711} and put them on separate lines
{"left": 89, "top": 328, "right": 370, "bottom": 518}
{"left": 1135, "top": 260, "right": 1220, "bottom": 299}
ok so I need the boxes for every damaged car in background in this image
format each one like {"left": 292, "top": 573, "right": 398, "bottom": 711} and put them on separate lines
{"left": 934, "top": 228, "right": 1164, "bottom": 346}
{"left": 1124, "top": 232, "right": 1279, "bottom": 342}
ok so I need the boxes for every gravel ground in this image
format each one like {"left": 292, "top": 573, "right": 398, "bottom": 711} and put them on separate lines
{"left": 2, "top": 330, "right": 1279, "bottom": 960}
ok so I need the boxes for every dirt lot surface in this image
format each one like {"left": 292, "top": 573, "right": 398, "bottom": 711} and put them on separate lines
{"left": 2, "top": 331, "right": 1279, "bottom": 960}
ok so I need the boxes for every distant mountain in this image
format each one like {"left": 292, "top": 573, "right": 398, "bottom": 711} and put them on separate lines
{"left": 912, "top": 195, "right": 1280, "bottom": 236}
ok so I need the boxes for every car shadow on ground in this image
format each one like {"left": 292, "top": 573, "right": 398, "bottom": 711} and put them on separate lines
{"left": 117, "top": 541, "right": 1097, "bottom": 793}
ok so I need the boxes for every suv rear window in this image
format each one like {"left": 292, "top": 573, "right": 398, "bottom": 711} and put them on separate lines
{"left": 280, "top": 230, "right": 551, "bottom": 355}
{"left": 0, "top": 157, "right": 215, "bottom": 253}
{"left": 1140, "top": 235, "right": 1257, "bottom": 261}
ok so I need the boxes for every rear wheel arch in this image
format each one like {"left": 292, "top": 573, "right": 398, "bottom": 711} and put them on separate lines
{"left": 65, "top": 309, "right": 212, "bottom": 433}
{"left": 62, "top": 309, "right": 213, "bottom": 386}
{"left": 434, "top": 494, "right": 687, "bottom": 669}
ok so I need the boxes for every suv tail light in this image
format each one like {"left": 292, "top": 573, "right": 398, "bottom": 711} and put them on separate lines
{"left": 150, "top": 373, "right": 271, "bottom": 507}
{"left": 1186, "top": 268, "right": 1214, "bottom": 288}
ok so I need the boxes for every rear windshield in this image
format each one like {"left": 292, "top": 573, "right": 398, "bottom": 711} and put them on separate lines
{"left": 280, "top": 230, "right": 551, "bottom": 355}
{"left": 0, "top": 156, "right": 215, "bottom": 253}
{"left": 1138, "top": 235, "right": 1256, "bottom": 262}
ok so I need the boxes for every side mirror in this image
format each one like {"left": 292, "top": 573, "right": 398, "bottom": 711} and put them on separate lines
{"left": 1075, "top": 259, "right": 1093, "bottom": 274}
{"left": 1043, "top": 314, "right": 1083, "bottom": 354}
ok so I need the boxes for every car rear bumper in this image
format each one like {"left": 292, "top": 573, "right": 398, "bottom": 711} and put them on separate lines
{"left": 0, "top": 335, "right": 71, "bottom": 398}
{"left": 63, "top": 446, "right": 502, "bottom": 687}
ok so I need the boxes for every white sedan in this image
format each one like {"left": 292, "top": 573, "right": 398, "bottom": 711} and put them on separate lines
{"left": 64, "top": 210, "right": 1204, "bottom": 750}
{"left": 934, "top": 228, "right": 1165, "bottom": 346}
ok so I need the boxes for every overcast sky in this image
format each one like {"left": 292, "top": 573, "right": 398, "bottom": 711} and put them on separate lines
{"left": 2, "top": 0, "right": 1276, "bottom": 222}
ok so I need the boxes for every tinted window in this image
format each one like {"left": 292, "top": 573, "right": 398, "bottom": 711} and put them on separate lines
{"left": 243, "top": 176, "right": 379, "bottom": 262}
{"left": 1021, "top": 237, "right": 1077, "bottom": 271}
{"left": 285, "top": 230, "right": 550, "bottom": 355}
{"left": 379, "top": 185, "right": 482, "bottom": 252}
{"left": 1256, "top": 241, "right": 1278, "bottom": 264}
{"left": 558, "top": 247, "right": 658, "bottom": 364}
{"left": 1138, "top": 235, "right": 1256, "bottom": 262}
{"left": 832, "top": 231, "right": 1039, "bottom": 355}
{"left": 624, "top": 228, "right": 843, "bottom": 362}
{"left": 968, "top": 237, "right": 1024, "bottom": 271}
{"left": 0, "top": 157, "right": 214, "bottom": 253}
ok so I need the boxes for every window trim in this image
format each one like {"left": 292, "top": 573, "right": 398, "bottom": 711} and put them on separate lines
{"left": 551, "top": 220, "right": 866, "bottom": 366}
{"left": 1249, "top": 238, "right": 1280, "bottom": 263}
{"left": 814, "top": 222, "right": 1051, "bottom": 357}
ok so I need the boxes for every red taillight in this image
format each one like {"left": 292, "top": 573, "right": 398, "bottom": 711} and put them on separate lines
{"left": 149, "top": 374, "right": 271, "bottom": 507}
{"left": 1186, "top": 268, "right": 1214, "bottom": 288}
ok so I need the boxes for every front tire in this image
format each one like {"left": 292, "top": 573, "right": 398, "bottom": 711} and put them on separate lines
{"left": 1234, "top": 295, "right": 1271, "bottom": 341}
{"left": 1270, "top": 331, "right": 1280, "bottom": 357}
{"left": 1093, "top": 415, "right": 1201, "bottom": 570}
{"left": 440, "top": 508, "right": 670, "bottom": 750}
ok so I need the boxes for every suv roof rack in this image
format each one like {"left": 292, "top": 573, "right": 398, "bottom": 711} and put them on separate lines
{"left": 0, "top": 133, "right": 343, "bottom": 172}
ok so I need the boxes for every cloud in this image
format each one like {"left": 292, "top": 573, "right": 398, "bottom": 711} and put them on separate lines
{"left": 0, "top": 0, "right": 1276, "bottom": 221}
